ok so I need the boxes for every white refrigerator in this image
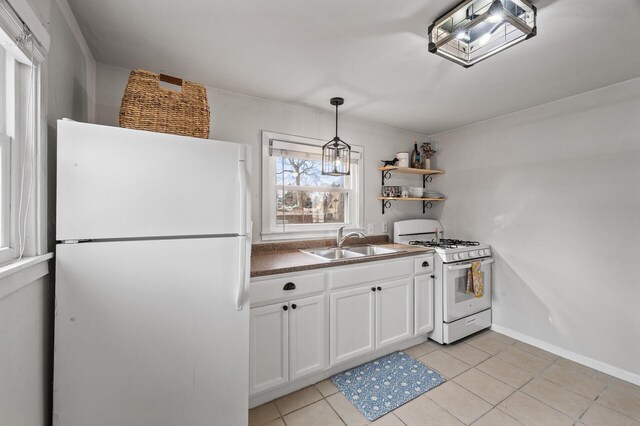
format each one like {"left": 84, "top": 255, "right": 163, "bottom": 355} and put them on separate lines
{"left": 53, "top": 120, "right": 251, "bottom": 426}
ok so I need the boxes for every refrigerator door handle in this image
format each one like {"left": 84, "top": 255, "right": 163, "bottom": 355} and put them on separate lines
{"left": 238, "top": 158, "right": 249, "bottom": 236}
{"left": 236, "top": 236, "right": 251, "bottom": 310}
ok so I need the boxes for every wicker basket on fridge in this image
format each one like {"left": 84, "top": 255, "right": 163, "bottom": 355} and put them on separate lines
{"left": 119, "top": 69, "right": 210, "bottom": 139}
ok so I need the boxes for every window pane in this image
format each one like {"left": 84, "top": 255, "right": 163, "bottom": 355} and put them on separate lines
{"left": 275, "top": 157, "right": 345, "bottom": 188}
{"left": 276, "top": 190, "right": 347, "bottom": 224}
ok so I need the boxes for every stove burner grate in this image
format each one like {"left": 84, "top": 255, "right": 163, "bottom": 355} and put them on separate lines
{"left": 409, "top": 238, "right": 480, "bottom": 249}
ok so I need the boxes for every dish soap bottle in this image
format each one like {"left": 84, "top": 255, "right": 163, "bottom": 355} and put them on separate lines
{"left": 410, "top": 141, "right": 421, "bottom": 168}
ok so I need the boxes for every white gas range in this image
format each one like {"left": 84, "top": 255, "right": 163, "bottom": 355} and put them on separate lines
{"left": 394, "top": 219, "right": 494, "bottom": 344}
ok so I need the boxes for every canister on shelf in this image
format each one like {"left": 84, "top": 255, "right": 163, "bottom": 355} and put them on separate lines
{"left": 396, "top": 152, "right": 409, "bottom": 168}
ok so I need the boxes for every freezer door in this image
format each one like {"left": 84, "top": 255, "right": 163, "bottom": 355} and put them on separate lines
{"left": 57, "top": 120, "right": 250, "bottom": 240}
{"left": 53, "top": 237, "right": 249, "bottom": 426}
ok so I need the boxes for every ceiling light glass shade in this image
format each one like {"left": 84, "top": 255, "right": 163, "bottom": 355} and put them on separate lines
{"left": 322, "top": 137, "right": 351, "bottom": 176}
{"left": 322, "top": 97, "right": 351, "bottom": 176}
{"left": 428, "top": 0, "right": 536, "bottom": 67}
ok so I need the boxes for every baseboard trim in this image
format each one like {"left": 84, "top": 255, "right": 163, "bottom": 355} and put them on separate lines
{"left": 490, "top": 324, "right": 640, "bottom": 386}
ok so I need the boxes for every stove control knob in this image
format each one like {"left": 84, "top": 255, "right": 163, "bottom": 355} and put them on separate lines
{"left": 483, "top": 249, "right": 491, "bottom": 256}
{"left": 469, "top": 251, "right": 478, "bottom": 257}
{"left": 452, "top": 253, "right": 459, "bottom": 260}
{"left": 459, "top": 252, "right": 467, "bottom": 259}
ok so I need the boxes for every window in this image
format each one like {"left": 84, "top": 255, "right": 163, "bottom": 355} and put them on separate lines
{"left": 262, "top": 131, "right": 364, "bottom": 240}
{"left": 0, "top": 0, "right": 46, "bottom": 263}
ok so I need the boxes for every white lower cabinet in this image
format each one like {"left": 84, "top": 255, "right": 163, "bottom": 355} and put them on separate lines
{"left": 289, "top": 294, "right": 328, "bottom": 380}
{"left": 329, "top": 285, "right": 376, "bottom": 365}
{"left": 414, "top": 274, "right": 435, "bottom": 335}
{"left": 250, "top": 294, "right": 327, "bottom": 395}
{"left": 376, "top": 278, "right": 413, "bottom": 348}
{"left": 330, "top": 277, "right": 413, "bottom": 365}
{"left": 249, "top": 302, "right": 289, "bottom": 395}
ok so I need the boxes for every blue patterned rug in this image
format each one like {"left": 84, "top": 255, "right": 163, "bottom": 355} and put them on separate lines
{"left": 330, "top": 351, "right": 446, "bottom": 421}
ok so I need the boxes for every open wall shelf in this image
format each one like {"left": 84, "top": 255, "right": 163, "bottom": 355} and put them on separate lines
{"left": 377, "top": 197, "right": 445, "bottom": 214}
{"left": 377, "top": 166, "right": 445, "bottom": 186}
{"left": 377, "top": 166, "right": 445, "bottom": 214}
{"left": 376, "top": 166, "right": 445, "bottom": 175}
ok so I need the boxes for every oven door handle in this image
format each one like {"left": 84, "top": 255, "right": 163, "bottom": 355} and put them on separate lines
{"left": 447, "top": 258, "right": 494, "bottom": 271}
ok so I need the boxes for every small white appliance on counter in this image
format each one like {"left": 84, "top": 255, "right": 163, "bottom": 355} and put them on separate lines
{"left": 53, "top": 121, "right": 251, "bottom": 426}
{"left": 394, "top": 219, "right": 493, "bottom": 344}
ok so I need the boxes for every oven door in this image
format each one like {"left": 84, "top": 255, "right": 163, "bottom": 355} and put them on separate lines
{"left": 442, "top": 257, "right": 493, "bottom": 322}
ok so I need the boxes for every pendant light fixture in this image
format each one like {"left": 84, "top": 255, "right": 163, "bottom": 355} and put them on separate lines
{"left": 428, "top": 0, "right": 536, "bottom": 67}
{"left": 322, "top": 97, "right": 351, "bottom": 176}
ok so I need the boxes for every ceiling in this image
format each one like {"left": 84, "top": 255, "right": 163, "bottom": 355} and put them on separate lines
{"left": 67, "top": 0, "right": 640, "bottom": 135}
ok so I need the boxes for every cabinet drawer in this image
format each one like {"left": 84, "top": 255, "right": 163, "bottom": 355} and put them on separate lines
{"left": 251, "top": 272, "right": 325, "bottom": 306}
{"left": 329, "top": 258, "right": 413, "bottom": 290}
{"left": 414, "top": 256, "right": 434, "bottom": 274}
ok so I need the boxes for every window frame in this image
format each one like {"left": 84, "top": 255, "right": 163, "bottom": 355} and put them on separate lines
{"left": 0, "top": 133, "right": 11, "bottom": 263}
{"left": 261, "top": 131, "right": 364, "bottom": 241}
{"left": 0, "top": 40, "right": 15, "bottom": 264}
{"left": 0, "top": 13, "right": 45, "bottom": 264}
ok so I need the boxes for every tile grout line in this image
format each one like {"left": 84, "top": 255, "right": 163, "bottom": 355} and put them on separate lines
{"left": 274, "top": 389, "right": 325, "bottom": 422}
{"left": 585, "top": 383, "right": 640, "bottom": 424}
{"left": 422, "top": 393, "right": 470, "bottom": 425}
{"left": 393, "top": 412, "right": 409, "bottom": 426}
{"left": 470, "top": 405, "right": 520, "bottom": 426}
{"left": 515, "top": 375, "right": 586, "bottom": 422}
{"left": 421, "top": 369, "right": 493, "bottom": 425}
{"left": 475, "top": 363, "right": 531, "bottom": 390}
{"left": 451, "top": 369, "right": 518, "bottom": 408}
{"left": 441, "top": 348, "right": 492, "bottom": 366}
{"left": 491, "top": 346, "right": 555, "bottom": 376}
{"left": 322, "top": 393, "right": 348, "bottom": 426}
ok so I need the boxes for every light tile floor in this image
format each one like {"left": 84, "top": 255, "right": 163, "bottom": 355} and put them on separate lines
{"left": 249, "top": 330, "right": 640, "bottom": 426}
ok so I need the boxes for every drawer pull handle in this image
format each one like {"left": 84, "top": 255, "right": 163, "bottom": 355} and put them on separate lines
{"left": 422, "top": 261, "right": 429, "bottom": 267}
{"left": 283, "top": 282, "right": 296, "bottom": 291}
{"left": 282, "top": 305, "right": 288, "bottom": 311}
{"left": 371, "top": 287, "right": 376, "bottom": 292}
{"left": 466, "top": 318, "right": 476, "bottom": 326}
{"left": 291, "top": 304, "right": 297, "bottom": 310}
{"left": 377, "top": 286, "right": 382, "bottom": 291}
{"left": 431, "top": 275, "right": 435, "bottom": 279}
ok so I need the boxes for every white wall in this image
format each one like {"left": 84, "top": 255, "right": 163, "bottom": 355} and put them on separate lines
{"left": 0, "top": 1, "right": 95, "bottom": 425}
{"left": 0, "top": 276, "right": 50, "bottom": 425}
{"left": 430, "top": 77, "right": 640, "bottom": 381}
{"left": 95, "top": 63, "right": 433, "bottom": 242}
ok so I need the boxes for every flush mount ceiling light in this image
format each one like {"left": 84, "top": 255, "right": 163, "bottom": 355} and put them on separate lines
{"left": 322, "top": 97, "right": 351, "bottom": 176}
{"left": 428, "top": 0, "right": 536, "bottom": 67}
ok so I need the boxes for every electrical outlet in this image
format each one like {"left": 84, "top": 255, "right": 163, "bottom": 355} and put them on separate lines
{"left": 382, "top": 221, "right": 388, "bottom": 233}
{"left": 367, "top": 223, "right": 374, "bottom": 235}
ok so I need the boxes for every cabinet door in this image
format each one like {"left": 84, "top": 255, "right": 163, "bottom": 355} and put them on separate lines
{"left": 289, "top": 294, "right": 328, "bottom": 380}
{"left": 330, "top": 285, "right": 375, "bottom": 365}
{"left": 249, "top": 303, "right": 289, "bottom": 395}
{"left": 376, "top": 278, "right": 413, "bottom": 348}
{"left": 414, "top": 275, "right": 434, "bottom": 335}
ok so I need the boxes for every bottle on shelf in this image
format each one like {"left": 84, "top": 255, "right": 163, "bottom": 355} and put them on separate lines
{"left": 410, "top": 141, "right": 421, "bottom": 168}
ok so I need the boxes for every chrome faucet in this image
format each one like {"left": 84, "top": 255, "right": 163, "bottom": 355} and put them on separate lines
{"left": 337, "top": 226, "right": 365, "bottom": 248}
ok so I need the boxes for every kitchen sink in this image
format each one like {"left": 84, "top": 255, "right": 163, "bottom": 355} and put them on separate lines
{"left": 344, "top": 245, "right": 403, "bottom": 256}
{"left": 301, "top": 245, "right": 404, "bottom": 261}
{"left": 302, "top": 248, "right": 365, "bottom": 261}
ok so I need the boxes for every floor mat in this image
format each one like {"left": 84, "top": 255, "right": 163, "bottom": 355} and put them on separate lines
{"left": 330, "top": 351, "right": 446, "bottom": 421}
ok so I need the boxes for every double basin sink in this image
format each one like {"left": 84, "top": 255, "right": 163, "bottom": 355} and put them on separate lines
{"left": 301, "top": 244, "right": 405, "bottom": 261}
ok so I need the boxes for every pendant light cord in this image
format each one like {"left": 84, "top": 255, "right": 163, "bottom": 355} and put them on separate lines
{"left": 335, "top": 103, "right": 339, "bottom": 140}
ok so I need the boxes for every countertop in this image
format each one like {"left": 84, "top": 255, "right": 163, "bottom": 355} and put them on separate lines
{"left": 251, "top": 236, "right": 434, "bottom": 278}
